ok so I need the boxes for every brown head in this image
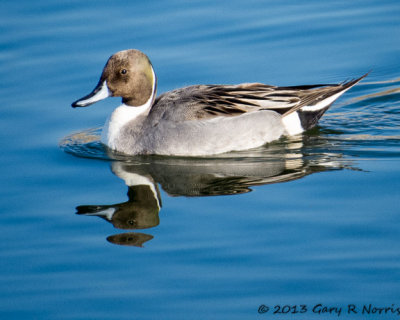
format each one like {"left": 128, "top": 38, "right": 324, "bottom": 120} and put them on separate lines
{"left": 72, "top": 49, "right": 157, "bottom": 108}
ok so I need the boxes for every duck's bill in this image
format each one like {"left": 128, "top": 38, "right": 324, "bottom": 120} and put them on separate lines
{"left": 72, "top": 80, "right": 110, "bottom": 108}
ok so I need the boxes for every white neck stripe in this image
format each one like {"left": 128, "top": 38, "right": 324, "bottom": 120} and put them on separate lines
{"left": 101, "top": 66, "right": 157, "bottom": 148}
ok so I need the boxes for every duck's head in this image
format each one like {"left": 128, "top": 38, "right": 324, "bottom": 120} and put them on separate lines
{"left": 72, "top": 49, "right": 157, "bottom": 108}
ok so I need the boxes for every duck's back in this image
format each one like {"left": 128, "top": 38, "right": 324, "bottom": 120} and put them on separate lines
{"left": 130, "top": 76, "right": 366, "bottom": 156}
{"left": 136, "top": 85, "right": 285, "bottom": 156}
{"left": 147, "top": 84, "right": 281, "bottom": 124}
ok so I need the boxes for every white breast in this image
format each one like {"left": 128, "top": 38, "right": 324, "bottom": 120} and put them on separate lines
{"left": 101, "top": 103, "right": 151, "bottom": 149}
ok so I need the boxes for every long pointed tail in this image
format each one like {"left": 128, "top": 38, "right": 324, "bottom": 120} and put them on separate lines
{"left": 282, "top": 72, "right": 368, "bottom": 135}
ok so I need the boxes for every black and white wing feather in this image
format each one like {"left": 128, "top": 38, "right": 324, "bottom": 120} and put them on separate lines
{"left": 151, "top": 73, "right": 367, "bottom": 131}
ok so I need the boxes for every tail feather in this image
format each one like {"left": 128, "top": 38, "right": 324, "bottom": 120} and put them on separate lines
{"left": 282, "top": 72, "right": 368, "bottom": 134}
{"left": 283, "top": 72, "right": 369, "bottom": 116}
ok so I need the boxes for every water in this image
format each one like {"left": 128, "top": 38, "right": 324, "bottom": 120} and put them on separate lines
{"left": 1, "top": 1, "right": 400, "bottom": 319}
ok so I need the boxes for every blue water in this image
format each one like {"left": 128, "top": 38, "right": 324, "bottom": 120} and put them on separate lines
{"left": 1, "top": 1, "right": 400, "bottom": 319}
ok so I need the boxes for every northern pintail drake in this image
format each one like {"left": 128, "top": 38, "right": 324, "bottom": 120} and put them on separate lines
{"left": 72, "top": 49, "right": 367, "bottom": 156}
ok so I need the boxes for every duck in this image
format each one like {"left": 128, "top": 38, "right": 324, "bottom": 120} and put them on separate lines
{"left": 72, "top": 49, "right": 367, "bottom": 156}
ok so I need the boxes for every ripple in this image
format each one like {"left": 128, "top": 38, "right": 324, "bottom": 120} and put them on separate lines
{"left": 322, "top": 77, "right": 400, "bottom": 141}
{"left": 59, "top": 127, "right": 331, "bottom": 163}
{"left": 59, "top": 126, "right": 363, "bottom": 182}
{"left": 60, "top": 128, "right": 131, "bottom": 161}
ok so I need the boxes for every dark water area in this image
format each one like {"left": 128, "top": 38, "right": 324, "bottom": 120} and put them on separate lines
{"left": 1, "top": 1, "right": 400, "bottom": 319}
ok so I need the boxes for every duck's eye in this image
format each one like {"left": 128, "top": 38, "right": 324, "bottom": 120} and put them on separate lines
{"left": 120, "top": 69, "right": 127, "bottom": 75}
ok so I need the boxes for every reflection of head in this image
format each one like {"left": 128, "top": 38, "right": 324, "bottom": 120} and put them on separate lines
{"left": 76, "top": 184, "right": 160, "bottom": 230}
{"left": 111, "top": 185, "right": 160, "bottom": 229}
{"left": 107, "top": 232, "right": 154, "bottom": 247}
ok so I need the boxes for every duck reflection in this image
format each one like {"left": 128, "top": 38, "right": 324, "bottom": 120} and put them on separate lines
{"left": 74, "top": 136, "right": 355, "bottom": 247}
{"left": 76, "top": 173, "right": 161, "bottom": 247}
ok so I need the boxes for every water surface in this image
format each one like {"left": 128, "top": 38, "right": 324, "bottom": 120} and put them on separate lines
{"left": 1, "top": 1, "right": 400, "bottom": 319}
